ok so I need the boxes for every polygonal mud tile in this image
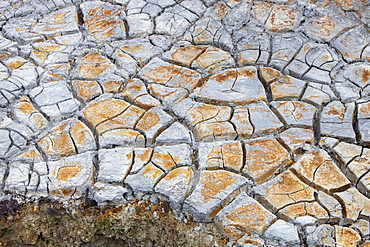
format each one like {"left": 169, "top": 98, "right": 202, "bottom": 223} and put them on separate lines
{"left": 139, "top": 58, "right": 204, "bottom": 92}
{"left": 31, "top": 6, "right": 79, "bottom": 37}
{"left": 334, "top": 188, "right": 370, "bottom": 222}
{"left": 264, "top": 5, "right": 300, "bottom": 33}
{"left": 71, "top": 80, "right": 102, "bottom": 102}
{"left": 333, "top": 142, "right": 362, "bottom": 165}
{"left": 29, "top": 81, "right": 80, "bottom": 117}
{"left": 155, "top": 122, "right": 193, "bottom": 145}
{"left": 97, "top": 148, "right": 133, "bottom": 183}
{"left": 76, "top": 52, "right": 116, "bottom": 79}
{"left": 278, "top": 201, "right": 329, "bottom": 222}
{"left": 254, "top": 170, "right": 316, "bottom": 213}
{"left": 121, "top": 79, "right": 161, "bottom": 110}
{"left": 333, "top": 26, "right": 370, "bottom": 63}
{"left": 335, "top": 226, "right": 362, "bottom": 247}
{"left": 90, "top": 182, "right": 129, "bottom": 203}
{"left": 247, "top": 102, "right": 284, "bottom": 136}
{"left": 148, "top": 83, "right": 189, "bottom": 107}
{"left": 278, "top": 128, "right": 314, "bottom": 155}
{"left": 80, "top": 1, "right": 126, "bottom": 41}
{"left": 346, "top": 148, "right": 370, "bottom": 195}
{"left": 130, "top": 147, "right": 153, "bottom": 174}
{"left": 301, "top": 83, "right": 336, "bottom": 106}
{"left": 270, "top": 75, "right": 306, "bottom": 101}
{"left": 126, "top": 13, "right": 153, "bottom": 38}
{"left": 125, "top": 162, "right": 164, "bottom": 193}
{"left": 135, "top": 107, "right": 174, "bottom": 144}
{"left": 214, "top": 192, "right": 276, "bottom": 239}
{"left": 112, "top": 38, "right": 164, "bottom": 66}
{"left": 164, "top": 44, "right": 207, "bottom": 68}
{"left": 99, "top": 129, "right": 145, "bottom": 148}
{"left": 13, "top": 96, "right": 48, "bottom": 132}
{"left": 155, "top": 167, "right": 193, "bottom": 210}
{"left": 4, "top": 162, "right": 30, "bottom": 194}
{"left": 351, "top": 219, "right": 370, "bottom": 238}
{"left": 271, "top": 101, "right": 316, "bottom": 128}
{"left": 320, "top": 101, "right": 356, "bottom": 140}
{"left": 316, "top": 191, "right": 343, "bottom": 220}
{"left": 184, "top": 170, "right": 249, "bottom": 221}
{"left": 263, "top": 220, "right": 301, "bottom": 246}
{"left": 151, "top": 144, "right": 192, "bottom": 171}
{"left": 291, "top": 149, "right": 350, "bottom": 193}
{"left": 48, "top": 152, "right": 95, "bottom": 199}
{"left": 192, "top": 67, "right": 266, "bottom": 105}
{"left": 269, "top": 32, "right": 307, "bottom": 71}
{"left": 259, "top": 67, "right": 282, "bottom": 85}
{"left": 198, "top": 141, "right": 244, "bottom": 172}
{"left": 243, "top": 137, "right": 291, "bottom": 184}
{"left": 191, "top": 47, "right": 235, "bottom": 76}
{"left": 38, "top": 118, "right": 96, "bottom": 159}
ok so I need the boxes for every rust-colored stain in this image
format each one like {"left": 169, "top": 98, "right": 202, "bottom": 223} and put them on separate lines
{"left": 359, "top": 102, "right": 370, "bottom": 116}
{"left": 171, "top": 45, "right": 206, "bottom": 67}
{"left": 200, "top": 171, "right": 236, "bottom": 202}
{"left": 239, "top": 68, "right": 256, "bottom": 79}
{"left": 136, "top": 112, "right": 160, "bottom": 131}
{"left": 142, "top": 163, "right": 163, "bottom": 180}
{"left": 216, "top": 3, "right": 227, "bottom": 18}
{"left": 164, "top": 167, "right": 191, "bottom": 181}
{"left": 16, "top": 96, "right": 37, "bottom": 114}
{"left": 222, "top": 143, "right": 243, "bottom": 171}
{"left": 326, "top": 106, "right": 345, "bottom": 120}
{"left": 83, "top": 98, "right": 129, "bottom": 126}
{"left": 71, "top": 80, "right": 101, "bottom": 101}
{"left": 101, "top": 80, "right": 122, "bottom": 93}
{"left": 56, "top": 164, "right": 81, "bottom": 181}
{"left": 37, "top": 44, "right": 63, "bottom": 52}
{"left": 79, "top": 63, "right": 111, "bottom": 78}
{"left": 136, "top": 148, "right": 153, "bottom": 162}
{"left": 7, "top": 60, "right": 23, "bottom": 70}
{"left": 360, "top": 68, "right": 370, "bottom": 83}
{"left": 212, "top": 70, "right": 237, "bottom": 83}
{"left": 244, "top": 139, "right": 290, "bottom": 184}
{"left": 70, "top": 121, "right": 92, "bottom": 147}
{"left": 152, "top": 152, "right": 176, "bottom": 170}
{"left": 50, "top": 188, "right": 74, "bottom": 196}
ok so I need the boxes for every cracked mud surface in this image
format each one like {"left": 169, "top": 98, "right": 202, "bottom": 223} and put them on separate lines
{"left": 0, "top": 0, "right": 370, "bottom": 246}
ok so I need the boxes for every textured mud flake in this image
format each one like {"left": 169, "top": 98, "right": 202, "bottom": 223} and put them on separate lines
{"left": 38, "top": 122, "right": 76, "bottom": 158}
{"left": 347, "top": 148, "right": 370, "bottom": 194}
{"left": 230, "top": 107, "right": 254, "bottom": 139}
{"left": 148, "top": 84, "right": 189, "bottom": 106}
{"left": 152, "top": 144, "right": 191, "bottom": 171}
{"left": 358, "top": 101, "right": 370, "bottom": 143}
{"left": 156, "top": 122, "right": 193, "bottom": 145}
{"left": 169, "top": 45, "right": 207, "bottom": 67}
{"left": 272, "top": 101, "right": 316, "bottom": 128}
{"left": 191, "top": 47, "right": 235, "bottom": 75}
{"left": 320, "top": 101, "right": 356, "bottom": 140}
{"left": 140, "top": 58, "right": 204, "bottom": 92}
{"left": 279, "top": 128, "right": 314, "bottom": 155}
{"left": 124, "top": 162, "right": 164, "bottom": 193}
{"left": 97, "top": 148, "right": 133, "bottom": 183}
{"left": 255, "top": 170, "right": 316, "bottom": 212}
{"left": 184, "top": 170, "right": 248, "bottom": 221}
{"left": 192, "top": 67, "right": 266, "bottom": 105}
{"left": 292, "top": 149, "right": 350, "bottom": 193}
{"left": 198, "top": 141, "right": 243, "bottom": 172}
{"left": 78, "top": 53, "right": 115, "bottom": 79}
{"left": 83, "top": 98, "right": 130, "bottom": 127}
{"left": 215, "top": 192, "right": 276, "bottom": 238}
{"left": 265, "top": 5, "right": 299, "bottom": 32}
{"left": 247, "top": 102, "right": 284, "bottom": 136}
{"left": 260, "top": 67, "right": 282, "bottom": 85}
{"left": 335, "top": 226, "right": 362, "bottom": 247}
{"left": 48, "top": 152, "right": 94, "bottom": 198}
{"left": 333, "top": 142, "right": 362, "bottom": 165}
{"left": 194, "top": 122, "right": 237, "bottom": 142}
{"left": 121, "top": 79, "right": 161, "bottom": 109}
{"left": 243, "top": 137, "right": 291, "bottom": 184}
{"left": 334, "top": 187, "right": 370, "bottom": 221}
{"left": 99, "top": 129, "right": 145, "bottom": 148}
{"left": 301, "top": 83, "right": 336, "bottom": 106}
{"left": 155, "top": 167, "right": 193, "bottom": 209}
{"left": 96, "top": 105, "right": 145, "bottom": 134}
{"left": 278, "top": 201, "right": 329, "bottom": 222}
{"left": 71, "top": 80, "right": 102, "bottom": 102}
{"left": 136, "top": 108, "right": 173, "bottom": 143}
{"left": 81, "top": 1, "right": 126, "bottom": 40}
{"left": 270, "top": 75, "right": 306, "bottom": 100}
{"left": 13, "top": 96, "right": 48, "bottom": 131}
{"left": 31, "top": 6, "right": 79, "bottom": 37}
{"left": 38, "top": 119, "right": 96, "bottom": 159}
{"left": 316, "top": 191, "right": 343, "bottom": 220}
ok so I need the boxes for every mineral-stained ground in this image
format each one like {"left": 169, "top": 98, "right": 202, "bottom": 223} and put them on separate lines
{"left": 0, "top": 0, "right": 370, "bottom": 246}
